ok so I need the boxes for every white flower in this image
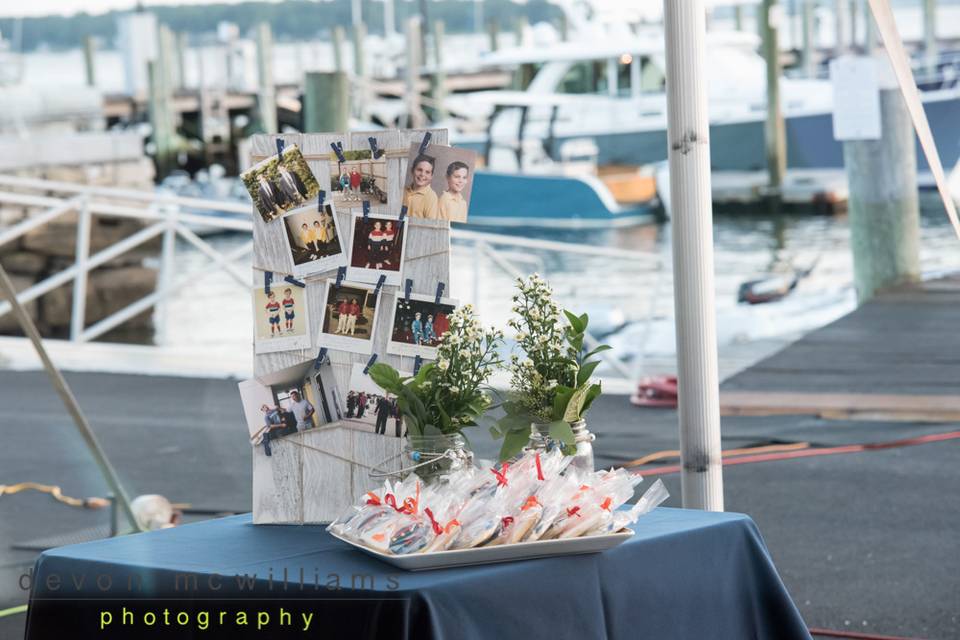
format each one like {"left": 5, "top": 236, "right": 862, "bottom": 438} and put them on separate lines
{"left": 449, "top": 385, "right": 460, "bottom": 394}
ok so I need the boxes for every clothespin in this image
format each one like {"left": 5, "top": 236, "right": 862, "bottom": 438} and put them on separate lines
{"left": 362, "top": 200, "right": 370, "bottom": 218}
{"left": 404, "top": 278, "right": 413, "bottom": 301}
{"left": 435, "top": 281, "right": 445, "bottom": 304}
{"left": 314, "top": 347, "right": 328, "bottom": 371}
{"left": 264, "top": 271, "right": 273, "bottom": 295}
{"left": 374, "top": 274, "right": 387, "bottom": 297}
{"left": 418, "top": 132, "right": 432, "bottom": 155}
{"left": 330, "top": 142, "right": 346, "bottom": 163}
{"left": 276, "top": 138, "right": 285, "bottom": 163}
{"left": 368, "top": 137, "right": 385, "bottom": 159}
{"left": 398, "top": 205, "right": 408, "bottom": 229}
{"left": 335, "top": 266, "right": 346, "bottom": 288}
{"left": 363, "top": 354, "right": 378, "bottom": 374}
{"left": 284, "top": 275, "right": 306, "bottom": 288}
{"left": 318, "top": 190, "right": 325, "bottom": 209}
{"left": 413, "top": 355, "right": 423, "bottom": 375}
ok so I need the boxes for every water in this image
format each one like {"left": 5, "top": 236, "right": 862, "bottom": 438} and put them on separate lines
{"left": 159, "top": 193, "right": 960, "bottom": 374}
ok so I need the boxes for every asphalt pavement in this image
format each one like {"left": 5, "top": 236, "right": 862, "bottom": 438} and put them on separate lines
{"left": 0, "top": 370, "right": 957, "bottom": 639}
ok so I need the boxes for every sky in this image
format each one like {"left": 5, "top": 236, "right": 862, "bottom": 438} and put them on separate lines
{"left": 1, "top": 0, "right": 277, "bottom": 19}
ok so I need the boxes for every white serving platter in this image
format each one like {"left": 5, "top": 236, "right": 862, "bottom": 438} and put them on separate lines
{"left": 330, "top": 528, "right": 634, "bottom": 571}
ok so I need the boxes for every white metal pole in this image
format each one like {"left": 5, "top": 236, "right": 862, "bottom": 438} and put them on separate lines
{"left": 662, "top": 0, "right": 724, "bottom": 511}
{"left": 69, "top": 197, "right": 92, "bottom": 342}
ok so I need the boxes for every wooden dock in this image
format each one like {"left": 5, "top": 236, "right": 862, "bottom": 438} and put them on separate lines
{"left": 720, "top": 275, "right": 960, "bottom": 421}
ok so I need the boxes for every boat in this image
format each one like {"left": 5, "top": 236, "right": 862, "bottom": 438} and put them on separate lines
{"left": 446, "top": 27, "right": 960, "bottom": 176}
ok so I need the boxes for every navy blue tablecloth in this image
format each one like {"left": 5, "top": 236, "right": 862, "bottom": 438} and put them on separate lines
{"left": 25, "top": 508, "right": 810, "bottom": 639}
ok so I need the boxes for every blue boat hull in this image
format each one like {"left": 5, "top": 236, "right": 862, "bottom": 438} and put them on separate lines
{"left": 467, "top": 171, "right": 656, "bottom": 228}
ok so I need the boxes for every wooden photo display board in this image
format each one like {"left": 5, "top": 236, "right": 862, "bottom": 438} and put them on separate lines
{"left": 248, "top": 129, "right": 450, "bottom": 524}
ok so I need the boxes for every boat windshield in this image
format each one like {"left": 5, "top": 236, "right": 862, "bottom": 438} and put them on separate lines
{"left": 555, "top": 56, "right": 665, "bottom": 96}
{"left": 558, "top": 60, "right": 608, "bottom": 94}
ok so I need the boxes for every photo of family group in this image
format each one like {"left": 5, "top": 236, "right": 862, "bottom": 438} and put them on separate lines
{"left": 317, "top": 280, "right": 381, "bottom": 354}
{"left": 328, "top": 149, "right": 388, "bottom": 209}
{"left": 402, "top": 143, "right": 477, "bottom": 223}
{"left": 387, "top": 293, "right": 458, "bottom": 359}
{"left": 281, "top": 203, "right": 346, "bottom": 277}
{"left": 239, "top": 358, "right": 343, "bottom": 456}
{"left": 252, "top": 282, "right": 312, "bottom": 354}
{"left": 342, "top": 363, "right": 407, "bottom": 437}
{"left": 242, "top": 144, "right": 321, "bottom": 222}
{"left": 347, "top": 212, "right": 407, "bottom": 286}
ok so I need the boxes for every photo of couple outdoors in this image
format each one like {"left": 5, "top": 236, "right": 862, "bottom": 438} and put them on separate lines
{"left": 241, "top": 145, "right": 320, "bottom": 222}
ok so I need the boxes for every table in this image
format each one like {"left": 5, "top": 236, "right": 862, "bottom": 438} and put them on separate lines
{"left": 25, "top": 508, "right": 811, "bottom": 639}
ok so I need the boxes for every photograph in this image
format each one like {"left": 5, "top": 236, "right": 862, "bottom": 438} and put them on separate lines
{"left": 342, "top": 363, "right": 409, "bottom": 438}
{"left": 252, "top": 281, "right": 312, "bottom": 354}
{"left": 281, "top": 203, "right": 347, "bottom": 277}
{"left": 238, "top": 358, "right": 344, "bottom": 457}
{"left": 386, "top": 293, "right": 459, "bottom": 359}
{"left": 402, "top": 142, "right": 477, "bottom": 223}
{"left": 346, "top": 212, "right": 407, "bottom": 286}
{"left": 241, "top": 144, "right": 321, "bottom": 223}
{"left": 316, "top": 279, "right": 381, "bottom": 354}
{"left": 328, "top": 149, "right": 388, "bottom": 210}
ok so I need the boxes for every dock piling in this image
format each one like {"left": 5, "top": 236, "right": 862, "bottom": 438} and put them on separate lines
{"left": 255, "top": 23, "right": 278, "bottom": 135}
{"left": 663, "top": 0, "right": 725, "bottom": 511}
{"left": 431, "top": 20, "right": 448, "bottom": 122}
{"left": 352, "top": 22, "right": 368, "bottom": 120}
{"left": 923, "top": 0, "right": 938, "bottom": 77}
{"left": 762, "top": 0, "right": 787, "bottom": 193}
{"left": 83, "top": 36, "right": 96, "bottom": 87}
{"left": 844, "top": 80, "right": 920, "bottom": 302}
{"left": 405, "top": 17, "right": 424, "bottom": 128}
{"left": 802, "top": 0, "right": 816, "bottom": 76}
{"left": 488, "top": 19, "right": 499, "bottom": 52}
{"left": 332, "top": 26, "right": 345, "bottom": 73}
{"left": 303, "top": 72, "right": 350, "bottom": 133}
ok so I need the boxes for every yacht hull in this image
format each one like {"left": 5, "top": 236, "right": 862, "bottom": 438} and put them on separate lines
{"left": 457, "top": 90, "right": 960, "bottom": 173}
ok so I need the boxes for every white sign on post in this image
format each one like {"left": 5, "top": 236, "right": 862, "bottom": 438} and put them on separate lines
{"left": 830, "top": 55, "right": 882, "bottom": 141}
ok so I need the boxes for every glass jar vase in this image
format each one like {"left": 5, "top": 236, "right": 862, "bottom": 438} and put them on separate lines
{"left": 568, "top": 419, "right": 596, "bottom": 473}
{"left": 526, "top": 422, "right": 555, "bottom": 452}
{"left": 402, "top": 432, "right": 473, "bottom": 484}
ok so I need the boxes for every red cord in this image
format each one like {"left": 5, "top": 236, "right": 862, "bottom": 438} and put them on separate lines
{"left": 635, "top": 430, "right": 960, "bottom": 477}
{"left": 808, "top": 627, "right": 928, "bottom": 640}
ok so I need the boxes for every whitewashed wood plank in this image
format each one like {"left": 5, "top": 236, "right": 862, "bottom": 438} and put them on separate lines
{"left": 301, "top": 425, "right": 356, "bottom": 523}
{"left": 252, "top": 431, "right": 303, "bottom": 524}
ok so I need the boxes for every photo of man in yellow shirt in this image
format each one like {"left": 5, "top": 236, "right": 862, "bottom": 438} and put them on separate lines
{"left": 402, "top": 154, "right": 439, "bottom": 219}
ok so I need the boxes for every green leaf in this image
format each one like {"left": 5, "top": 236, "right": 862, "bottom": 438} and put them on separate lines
{"left": 579, "top": 383, "right": 603, "bottom": 416}
{"left": 437, "top": 403, "right": 452, "bottom": 431}
{"left": 552, "top": 386, "right": 574, "bottom": 421}
{"left": 499, "top": 428, "right": 530, "bottom": 462}
{"left": 576, "top": 360, "right": 601, "bottom": 387}
{"left": 423, "top": 423, "right": 443, "bottom": 436}
{"left": 563, "top": 383, "right": 593, "bottom": 422}
{"left": 368, "top": 363, "right": 402, "bottom": 394}
{"left": 563, "top": 309, "right": 586, "bottom": 333}
{"left": 584, "top": 344, "right": 613, "bottom": 360}
{"left": 548, "top": 420, "right": 576, "bottom": 446}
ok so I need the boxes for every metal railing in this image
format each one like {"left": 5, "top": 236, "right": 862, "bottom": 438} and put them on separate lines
{"left": 0, "top": 174, "right": 253, "bottom": 345}
{"left": 0, "top": 175, "right": 659, "bottom": 380}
